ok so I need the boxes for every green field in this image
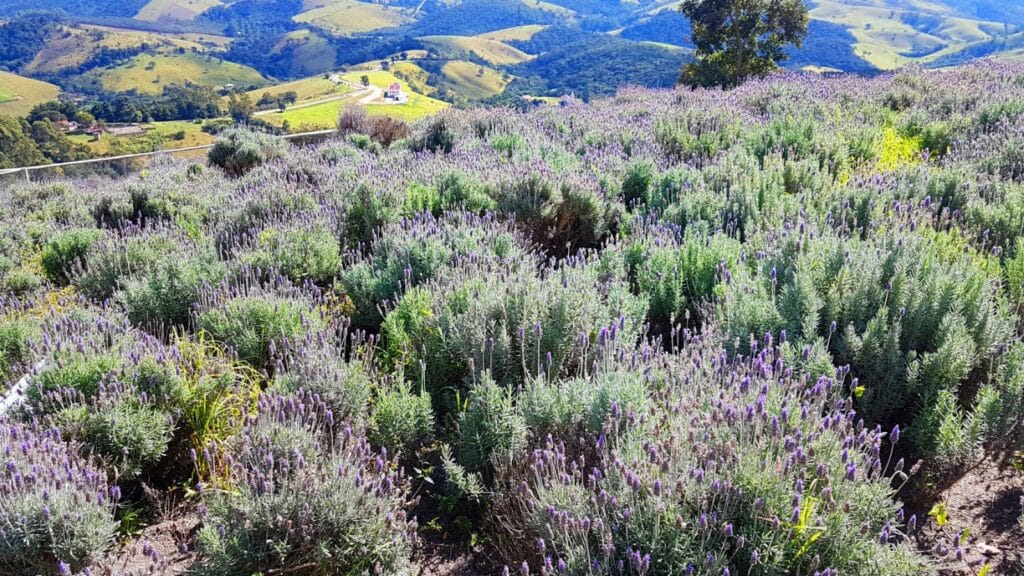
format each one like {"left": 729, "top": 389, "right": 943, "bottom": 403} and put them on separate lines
{"left": 476, "top": 24, "right": 549, "bottom": 42}
{"left": 420, "top": 36, "right": 535, "bottom": 66}
{"left": 810, "top": 0, "right": 1008, "bottom": 69}
{"left": 520, "top": 0, "right": 574, "bottom": 15}
{"left": 244, "top": 74, "right": 353, "bottom": 105}
{"left": 0, "top": 71, "right": 61, "bottom": 116}
{"left": 270, "top": 30, "right": 337, "bottom": 76}
{"left": 24, "top": 24, "right": 229, "bottom": 74}
{"left": 388, "top": 61, "right": 436, "bottom": 95}
{"left": 89, "top": 53, "right": 267, "bottom": 94}
{"left": 294, "top": 0, "right": 410, "bottom": 36}
{"left": 135, "top": 0, "right": 225, "bottom": 21}
{"left": 263, "top": 69, "right": 448, "bottom": 131}
{"left": 440, "top": 61, "right": 510, "bottom": 99}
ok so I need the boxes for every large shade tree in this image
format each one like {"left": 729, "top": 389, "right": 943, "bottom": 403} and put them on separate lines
{"left": 679, "top": 0, "right": 809, "bottom": 88}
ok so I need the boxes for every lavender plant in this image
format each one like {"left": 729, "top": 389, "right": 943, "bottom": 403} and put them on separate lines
{"left": 0, "top": 421, "right": 118, "bottom": 575}
{"left": 495, "top": 330, "right": 926, "bottom": 575}
{"left": 197, "top": 392, "right": 416, "bottom": 576}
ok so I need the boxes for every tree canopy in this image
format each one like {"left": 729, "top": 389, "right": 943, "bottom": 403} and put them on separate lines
{"left": 679, "top": 0, "right": 809, "bottom": 88}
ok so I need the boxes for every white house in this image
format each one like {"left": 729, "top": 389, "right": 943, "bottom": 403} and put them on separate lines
{"left": 385, "top": 82, "right": 407, "bottom": 103}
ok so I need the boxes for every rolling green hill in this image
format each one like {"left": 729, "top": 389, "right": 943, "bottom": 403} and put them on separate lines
{"left": 294, "top": 0, "right": 411, "bottom": 36}
{"left": 810, "top": 0, "right": 1022, "bottom": 69}
{"left": 135, "top": 0, "right": 226, "bottom": 21}
{"left": 0, "top": 71, "right": 61, "bottom": 116}
{"left": 22, "top": 24, "right": 229, "bottom": 75}
{"left": 420, "top": 35, "right": 534, "bottom": 65}
{"left": 87, "top": 52, "right": 267, "bottom": 94}
{"left": 439, "top": 61, "right": 511, "bottom": 99}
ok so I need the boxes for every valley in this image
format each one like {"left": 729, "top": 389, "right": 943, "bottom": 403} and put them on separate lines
{"left": 0, "top": 0, "right": 1022, "bottom": 165}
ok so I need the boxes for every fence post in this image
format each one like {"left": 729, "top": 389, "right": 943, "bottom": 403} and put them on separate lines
{"left": 24, "top": 168, "right": 29, "bottom": 183}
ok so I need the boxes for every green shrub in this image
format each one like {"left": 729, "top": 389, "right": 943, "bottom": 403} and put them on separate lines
{"left": 491, "top": 132, "right": 523, "bottom": 158}
{"left": 435, "top": 171, "right": 496, "bottom": 213}
{"left": 383, "top": 254, "right": 646, "bottom": 404}
{"left": 456, "top": 377, "right": 526, "bottom": 478}
{"left": 121, "top": 247, "right": 227, "bottom": 331}
{"left": 197, "top": 295, "right": 319, "bottom": 372}
{"left": 720, "top": 231, "right": 1013, "bottom": 472}
{"left": 654, "top": 109, "right": 741, "bottom": 163}
{"left": 197, "top": 394, "right": 415, "bottom": 576}
{"left": 81, "top": 398, "right": 174, "bottom": 481}
{"left": 369, "top": 384, "right": 435, "bottom": 456}
{"left": 0, "top": 425, "right": 118, "bottom": 576}
{"left": 75, "top": 231, "right": 180, "bottom": 301}
{"left": 0, "top": 317, "right": 37, "bottom": 383}
{"left": 242, "top": 222, "right": 341, "bottom": 286}
{"left": 208, "top": 128, "right": 288, "bottom": 177}
{"left": 40, "top": 228, "right": 102, "bottom": 285}
{"left": 412, "top": 116, "right": 455, "bottom": 154}
{"left": 28, "top": 355, "right": 121, "bottom": 413}
{"left": 621, "top": 161, "right": 654, "bottom": 207}
{"left": 495, "top": 337, "right": 926, "bottom": 575}
{"left": 519, "top": 370, "right": 648, "bottom": 436}
{"left": 748, "top": 115, "right": 818, "bottom": 164}
{"left": 343, "top": 213, "right": 525, "bottom": 330}
{"left": 976, "top": 100, "right": 1024, "bottom": 127}
{"left": 627, "top": 232, "right": 741, "bottom": 328}
{"left": 272, "top": 351, "right": 372, "bottom": 425}
{"left": 919, "top": 122, "right": 953, "bottom": 156}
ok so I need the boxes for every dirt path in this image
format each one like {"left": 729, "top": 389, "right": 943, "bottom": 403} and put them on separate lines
{"left": 910, "top": 456, "right": 1024, "bottom": 575}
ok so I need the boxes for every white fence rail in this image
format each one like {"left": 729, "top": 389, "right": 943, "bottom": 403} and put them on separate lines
{"left": 0, "top": 128, "right": 338, "bottom": 183}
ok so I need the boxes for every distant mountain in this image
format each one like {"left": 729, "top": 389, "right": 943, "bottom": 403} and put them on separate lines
{"left": 2, "top": 0, "right": 1023, "bottom": 113}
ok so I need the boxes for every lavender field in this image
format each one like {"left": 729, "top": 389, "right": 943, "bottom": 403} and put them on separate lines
{"left": 2, "top": 62, "right": 1024, "bottom": 576}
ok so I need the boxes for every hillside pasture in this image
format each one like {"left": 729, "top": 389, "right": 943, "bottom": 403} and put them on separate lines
{"left": 0, "top": 71, "right": 60, "bottom": 116}
{"left": 134, "top": 0, "right": 225, "bottom": 21}
{"left": 243, "top": 74, "right": 353, "bottom": 105}
{"left": 23, "top": 24, "right": 229, "bottom": 74}
{"left": 420, "top": 35, "right": 535, "bottom": 66}
{"left": 88, "top": 52, "right": 267, "bottom": 94}
{"left": 263, "top": 69, "right": 448, "bottom": 130}
{"left": 810, "top": 0, "right": 1006, "bottom": 69}
{"left": 270, "top": 29, "right": 337, "bottom": 76}
{"left": 294, "top": 0, "right": 410, "bottom": 36}
{"left": 440, "top": 61, "right": 511, "bottom": 99}
{"left": 476, "top": 24, "right": 549, "bottom": 42}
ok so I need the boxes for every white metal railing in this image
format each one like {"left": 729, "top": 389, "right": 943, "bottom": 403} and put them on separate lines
{"left": 0, "top": 361, "right": 45, "bottom": 416}
{"left": 0, "top": 128, "right": 338, "bottom": 182}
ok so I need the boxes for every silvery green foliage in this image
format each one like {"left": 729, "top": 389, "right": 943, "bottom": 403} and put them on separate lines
{"left": 5, "top": 61, "right": 1024, "bottom": 575}
{"left": 197, "top": 392, "right": 416, "bottom": 576}
{"left": 496, "top": 330, "right": 926, "bottom": 575}
{"left": 0, "top": 421, "right": 118, "bottom": 575}
{"left": 207, "top": 127, "right": 288, "bottom": 177}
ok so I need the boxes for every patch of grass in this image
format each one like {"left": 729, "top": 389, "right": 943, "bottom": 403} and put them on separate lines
{"left": 24, "top": 24, "right": 228, "bottom": 75}
{"left": 440, "top": 61, "right": 511, "bottom": 100}
{"left": 809, "top": 0, "right": 1012, "bottom": 70}
{"left": 420, "top": 35, "right": 535, "bottom": 66}
{"left": 134, "top": 0, "right": 225, "bottom": 21}
{"left": 88, "top": 52, "right": 267, "bottom": 95}
{"left": 267, "top": 29, "right": 337, "bottom": 76}
{"left": 475, "top": 24, "right": 548, "bottom": 42}
{"left": 520, "top": 0, "right": 574, "bottom": 16}
{"left": 294, "top": 0, "right": 410, "bottom": 36}
{"left": 243, "top": 73, "right": 352, "bottom": 106}
{"left": 146, "top": 120, "right": 216, "bottom": 148}
{"left": 265, "top": 69, "right": 448, "bottom": 130}
{"left": 0, "top": 71, "right": 60, "bottom": 116}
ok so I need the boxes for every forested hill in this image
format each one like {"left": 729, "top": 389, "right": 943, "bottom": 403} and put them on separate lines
{"left": 2, "top": 0, "right": 1022, "bottom": 94}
